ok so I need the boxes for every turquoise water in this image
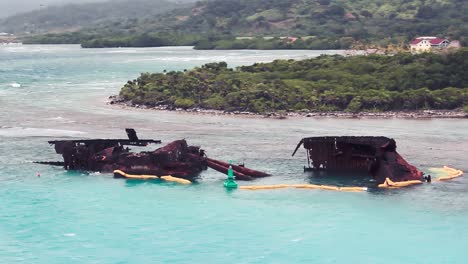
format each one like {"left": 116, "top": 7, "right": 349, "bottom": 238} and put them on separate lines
{"left": 1, "top": 45, "right": 467, "bottom": 263}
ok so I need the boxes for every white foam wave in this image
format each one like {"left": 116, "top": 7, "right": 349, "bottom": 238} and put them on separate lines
{"left": 43, "top": 116, "right": 76, "bottom": 124}
{"left": 0, "top": 127, "right": 86, "bottom": 137}
{"left": 105, "top": 49, "right": 139, "bottom": 54}
{"left": 1, "top": 44, "right": 78, "bottom": 53}
{"left": 9, "top": 82, "right": 21, "bottom": 88}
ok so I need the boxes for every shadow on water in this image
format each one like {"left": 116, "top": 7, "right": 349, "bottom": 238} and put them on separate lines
{"left": 54, "top": 168, "right": 204, "bottom": 188}
{"left": 306, "top": 170, "right": 434, "bottom": 195}
{"left": 123, "top": 178, "right": 161, "bottom": 187}
{"left": 63, "top": 170, "right": 92, "bottom": 177}
{"left": 122, "top": 178, "right": 201, "bottom": 188}
{"left": 306, "top": 170, "right": 375, "bottom": 187}
{"left": 306, "top": 170, "right": 392, "bottom": 194}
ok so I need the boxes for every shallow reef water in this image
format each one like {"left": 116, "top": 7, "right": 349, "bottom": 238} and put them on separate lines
{"left": 1, "top": 45, "right": 467, "bottom": 263}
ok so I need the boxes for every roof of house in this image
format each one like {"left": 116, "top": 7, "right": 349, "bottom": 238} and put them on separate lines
{"left": 429, "top": 38, "right": 447, "bottom": 45}
{"left": 410, "top": 39, "right": 423, "bottom": 45}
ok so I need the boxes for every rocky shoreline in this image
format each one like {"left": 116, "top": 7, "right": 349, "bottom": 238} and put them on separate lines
{"left": 108, "top": 95, "right": 468, "bottom": 119}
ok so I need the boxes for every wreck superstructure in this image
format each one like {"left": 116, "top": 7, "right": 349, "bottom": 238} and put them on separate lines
{"left": 36, "top": 130, "right": 461, "bottom": 188}
{"left": 48, "top": 129, "right": 162, "bottom": 171}
{"left": 292, "top": 136, "right": 423, "bottom": 183}
{"left": 38, "top": 129, "right": 269, "bottom": 181}
{"left": 39, "top": 129, "right": 207, "bottom": 179}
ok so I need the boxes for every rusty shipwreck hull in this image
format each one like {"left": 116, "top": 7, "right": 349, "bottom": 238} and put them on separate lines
{"left": 38, "top": 129, "right": 269, "bottom": 181}
{"left": 39, "top": 129, "right": 207, "bottom": 180}
{"left": 292, "top": 136, "right": 423, "bottom": 183}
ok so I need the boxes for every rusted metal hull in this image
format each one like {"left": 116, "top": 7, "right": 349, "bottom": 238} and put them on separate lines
{"left": 40, "top": 129, "right": 207, "bottom": 180}
{"left": 205, "top": 158, "right": 253, "bottom": 181}
{"left": 206, "top": 158, "right": 270, "bottom": 178}
{"left": 292, "top": 136, "right": 423, "bottom": 183}
{"left": 39, "top": 129, "right": 269, "bottom": 181}
{"left": 110, "top": 140, "right": 208, "bottom": 179}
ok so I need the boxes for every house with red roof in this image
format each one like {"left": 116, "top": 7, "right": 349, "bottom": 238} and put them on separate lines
{"left": 410, "top": 37, "right": 451, "bottom": 53}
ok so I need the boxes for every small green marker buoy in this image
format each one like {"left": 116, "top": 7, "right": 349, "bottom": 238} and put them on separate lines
{"left": 224, "top": 160, "right": 238, "bottom": 189}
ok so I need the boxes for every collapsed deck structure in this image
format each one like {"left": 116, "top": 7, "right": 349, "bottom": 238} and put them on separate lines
{"left": 38, "top": 129, "right": 269, "bottom": 181}
{"left": 292, "top": 136, "right": 423, "bottom": 184}
{"left": 38, "top": 129, "right": 207, "bottom": 179}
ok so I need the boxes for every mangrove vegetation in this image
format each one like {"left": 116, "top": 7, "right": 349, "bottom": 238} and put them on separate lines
{"left": 119, "top": 49, "right": 468, "bottom": 113}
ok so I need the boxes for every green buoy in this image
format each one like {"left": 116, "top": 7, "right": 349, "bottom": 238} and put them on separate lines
{"left": 224, "top": 160, "right": 238, "bottom": 189}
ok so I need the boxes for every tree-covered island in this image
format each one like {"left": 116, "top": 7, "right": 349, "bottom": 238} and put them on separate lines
{"left": 117, "top": 49, "right": 468, "bottom": 114}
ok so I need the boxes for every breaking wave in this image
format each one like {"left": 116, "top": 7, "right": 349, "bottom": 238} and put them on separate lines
{"left": 0, "top": 127, "right": 86, "bottom": 137}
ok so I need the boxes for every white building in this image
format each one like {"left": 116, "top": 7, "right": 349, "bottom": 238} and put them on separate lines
{"left": 410, "top": 36, "right": 450, "bottom": 53}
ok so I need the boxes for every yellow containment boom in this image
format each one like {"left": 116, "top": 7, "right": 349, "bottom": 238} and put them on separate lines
{"left": 114, "top": 170, "right": 159, "bottom": 180}
{"left": 160, "top": 176, "right": 192, "bottom": 185}
{"left": 113, "top": 170, "right": 191, "bottom": 184}
{"left": 378, "top": 177, "right": 423, "bottom": 188}
{"left": 239, "top": 184, "right": 367, "bottom": 192}
{"left": 436, "top": 166, "right": 464, "bottom": 181}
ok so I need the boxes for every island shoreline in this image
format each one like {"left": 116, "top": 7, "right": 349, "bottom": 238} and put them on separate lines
{"left": 108, "top": 96, "right": 468, "bottom": 120}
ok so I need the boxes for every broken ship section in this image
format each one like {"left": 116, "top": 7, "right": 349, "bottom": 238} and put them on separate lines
{"left": 37, "top": 130, "right": 462, "bottom": 189}
{"left": 292, "top": 136, "right": 423, "bottom": 184}
{"left": 37, "top": 129, "right": 269, "bottom": 182}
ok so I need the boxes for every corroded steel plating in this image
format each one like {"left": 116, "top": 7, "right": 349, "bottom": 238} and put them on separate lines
{"left": 38, "top": 129, "right": 269, "bottom": 181}
{"left": 292, "top": 136, "right": 423, "bottom": 183}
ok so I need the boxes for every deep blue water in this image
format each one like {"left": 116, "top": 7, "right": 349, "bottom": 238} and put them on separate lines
{"left": 1, "top": 45, "right": 467, "bottom": 263}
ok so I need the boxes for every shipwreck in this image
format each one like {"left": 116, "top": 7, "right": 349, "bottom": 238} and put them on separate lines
{"left": 292, "top": 136, "right": 423, "bottom": 184}
{"left": 36, "top": 130, "right": 428, "bottom": 186}
{"left": 37, "top": 129, "right": 269, "bottom": 181}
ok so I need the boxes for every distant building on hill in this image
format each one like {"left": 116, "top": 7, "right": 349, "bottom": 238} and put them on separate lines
{"left": 409, "top": 36, "right": 454, "bottom": 53}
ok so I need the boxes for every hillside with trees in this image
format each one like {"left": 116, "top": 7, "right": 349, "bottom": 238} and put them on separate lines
{"left": 0, "top": 0, "right": 185, "bottom": 34}
{"left": 118, "top": 49, "right": 468, "bottom": 113}
{"left": 21, "top": 0, "right": 468, "bottom": 49}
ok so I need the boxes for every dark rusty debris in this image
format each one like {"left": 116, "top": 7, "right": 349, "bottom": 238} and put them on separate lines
{"left": 37, "top": 130, "right": 422, "bottom": 184}
{"left": 36, "top": 129, "right": 269, "bottom": 181}
{"left": 292, "top": 136, "right": 423, "bottom": 184}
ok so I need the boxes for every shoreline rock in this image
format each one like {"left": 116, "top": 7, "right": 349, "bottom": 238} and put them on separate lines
{"left": 107, "top": 95, "right": 468, "bottom": 119}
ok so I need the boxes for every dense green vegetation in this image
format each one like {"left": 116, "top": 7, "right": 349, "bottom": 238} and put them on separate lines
{"left": 20, "top": 0, "right": 468, "bottom": 49}
{"left": 0, "top": 0, "right": 183, "bottom": 34}
{"left": 119, "top": 49, "right": 468, "bottom": 113}
{"left": 194, "top": 36, "right": 355, "bottom": 50}
{"left": 22, "top": 32, "right": 98, "bottom": 45}
{"left": 80, "top": 33, "right": 202, "bottom": 48}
